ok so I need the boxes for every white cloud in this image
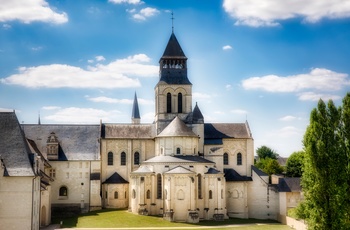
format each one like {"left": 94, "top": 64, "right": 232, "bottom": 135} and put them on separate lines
{"left": 2, "top": 23, "right": 11, "bottom": 29}
{"left": 223, "top": 0, "right": 350, "bottom": 27}
{"left": 0, "top": 108, "right": 14, "bottom": 112}
{"left": 242, "top": 68, "right": 349, "bottom": 95}
{"left": 41, "top": 106, "right": 61, "bottom": 110}
{"left": 87, "top": 96, "right": 133, "bottom": 104}
{"left": 95, "top": 56, "right": 105, "bottom": 62}
{"left": 109, "top": 0, "right": 143, "bottom": 4}
{"left": 279, "top": 126, "right": 301, "bottom": 137}
{"left": 225, "top": 84, "right": 232, "bottom": 90}
{"left": 44, "top": 107, "right": 120, "bottom": 123}
{"left": 222, "top": 45, "right": 232, "bottom": 50}
{"left": 231, "top": 109, "right": 248, "bottom": 114}
{"left": 142, "top": 112, "right": 155, "bottom": 123}
{"left": 279, "top": 115, "right": 296, "bottom": 121}
{"left": 193, "top": 92, "right": 212, "bottom": 100}
{"left": 130, "top": 7, "right": 160, "bottom": 21}
{"left": 31, "top": 46, "right": 43, "bottom": 51}
{"left": 1, "top": 54, "right": 158, "bottom": 89}
{"left": 298, "top": 92, "right": 342, "bottom": 101}
{"left": 0, "top": 0, "right": 68, "bottom": 24}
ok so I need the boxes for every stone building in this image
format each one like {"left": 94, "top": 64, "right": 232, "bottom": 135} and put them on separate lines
{"left": 0, "top": 30, "right": 302, "bottom": 228}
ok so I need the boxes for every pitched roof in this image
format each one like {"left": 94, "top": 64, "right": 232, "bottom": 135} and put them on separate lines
{"left": 278, "top": 177, "right": 301, "bottom": 192}
{"left": 132, "top": 165, "right": 154, "bottom": 174}
{"left": 0, "top": 112, "right": 35, "bottom": 176}
{"left": 205, "top": 167, "right": 221, "bottom": 174}
{"left": 144, "top": 155, "right": 214, "bottom": 164}
{"left": 204, "top": 123, "right": 252, "bottom": 144}
{"left": 103, "top": 124, "right": 155, "bottom": 139}
{"left": 165, "top": 166, "right": 195, "bottom": 174}
{"left": 132, "top": 92, "right": 140, "bottom": 119}
{"left": 224, "top": 168, "right": 252, "bottom": 181}
{"left": 158, "top": 116, "right": 198, "bottom": 137}
{"left": 103, "top": 172, "right": 128, "bottom": 184}
{"left": 22, "top": 124, "right": 100, "bottom": 161}
{"left": 186, "top": 102, "right": 204, "bottom": 124}
{"left": 161, "top": 33, "right": 187, "bottom": 59}
{"left": 251, "top": 165, "right": 268, "bottom": 177}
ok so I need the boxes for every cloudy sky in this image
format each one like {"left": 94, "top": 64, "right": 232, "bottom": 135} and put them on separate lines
{"left": 1, "top": 0, "right": 350, "bottom": 157}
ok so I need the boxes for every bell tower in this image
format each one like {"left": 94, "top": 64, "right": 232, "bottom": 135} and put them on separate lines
{"left": 155, "top": 32, "right": 193, "bottom": 134}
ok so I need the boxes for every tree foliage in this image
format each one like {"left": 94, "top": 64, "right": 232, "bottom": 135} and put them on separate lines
{"left": 256, "top": 145, "right": 279, "bottom": 160}
{"left": 286, "top": 151, "right": 304, "bottom": 177}
{"left": 255, "top": 157, "right": 284, "bottom": 175}
{"left": 300, "top": 95, "right": 350, "bottom": 229}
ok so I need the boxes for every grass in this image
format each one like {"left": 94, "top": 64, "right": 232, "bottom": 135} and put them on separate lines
{"left": 53, "top": 209, "right": 293, "bottom": 229}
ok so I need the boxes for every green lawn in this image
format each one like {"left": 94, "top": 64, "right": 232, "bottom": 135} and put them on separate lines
{"left": 53, "top": 209, "right": 293, "bottom": 229}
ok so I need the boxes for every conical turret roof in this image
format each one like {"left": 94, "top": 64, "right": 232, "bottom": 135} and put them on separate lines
{"left": 131, "top": 92, "right": 140, "bottom": 119}
{"left": 158, "top": 116, "right": 197, "bottom": 137}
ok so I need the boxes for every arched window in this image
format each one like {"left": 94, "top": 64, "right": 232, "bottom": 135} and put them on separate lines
{"left": 237, "top": 153, "right": 242, "bottom": 165}
{"left": 134, "top": 152, "right": 140, "bottom": 165}
{"left": 157, "top": 174, "right": 162, "bottom": 199}
{"left": 114, "top": 191, "right": 118, "bottom": 199}
{"left": 132, "top": 189, "right": 136, "bottom": 199}
{"left": 209, "top": 190, "right": 213, "bottom": 199}
{"left": 178, "top": 93, "right": 182, "bottom": 113}
{"left": 223, "top": 153, "right": 229, "bottom": 165}
{"left": 176, "top": 147, "right": 181, "bottom": 155}
{"left": 146, "top": 190, "right": 151, "bottom": 199}
{"left": 121, "top": 152, "right": 126, "bottom": 166}
{"left": 198, "top": 174, "right": 202, "bottom": 199}
{"left": 167, "top": 93, "right": 172, "bottom": 113}
{"left": 59, "top": 186, "right": 68, "bottom": 196}
{"left": 107, "top": 152, "right": 113, "bottom": 165}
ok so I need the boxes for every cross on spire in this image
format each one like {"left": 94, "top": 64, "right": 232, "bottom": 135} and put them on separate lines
{"left": 171, "top": 11, "right": 174, "bottom": 33}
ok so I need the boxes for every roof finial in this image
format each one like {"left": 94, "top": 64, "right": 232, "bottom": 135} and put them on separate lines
{"left": 38, "top": 111, "right": 41, "bottom": 125}
{"left": 171, "top": 11, "right": 174, "bottom": 33}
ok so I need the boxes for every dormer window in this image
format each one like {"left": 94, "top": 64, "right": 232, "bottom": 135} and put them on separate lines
{"left": 176, "top": 147, "right": 181, "bottom": 155}
{"left": 46, "top": 132, "right": 59, "bottom": 160}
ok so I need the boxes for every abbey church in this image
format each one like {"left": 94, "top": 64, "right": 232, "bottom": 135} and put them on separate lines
{"left": 0, "top": 31, "right": 301, "bottom": 229}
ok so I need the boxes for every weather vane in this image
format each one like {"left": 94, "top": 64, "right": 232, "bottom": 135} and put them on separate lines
{"left": 171, "top": 11, "right": 174, "bottom": 33}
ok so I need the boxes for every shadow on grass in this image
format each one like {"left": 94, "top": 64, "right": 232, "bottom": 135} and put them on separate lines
{"left": 52, "top": 209, "right": 281, "bottom": 228}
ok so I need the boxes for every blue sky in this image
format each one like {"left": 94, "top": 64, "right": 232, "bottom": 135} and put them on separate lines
{"left": 1, "top": 0, "right": 350, "bottom": 157}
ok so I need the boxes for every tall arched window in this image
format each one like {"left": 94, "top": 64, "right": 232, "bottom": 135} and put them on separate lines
{"left": 121, "top": 152, "right": 126, "bottom": 166}
{"left": 209, "top": 190, "right": 213, "bottom": 199}
{"left": 114, "top": 191, "right": 118, "bottom": 199}
{"left": 157, "top": 174, "right": 162, "bottom": 199}
{"left": 107, "top": 152, "right": 113, "bottom": 165}
{"left": 167, "top": 93, "right": 172, "bottom": 113}
{"left": 178, "top": 93, "right": 182, "bottom": 113}
{"left": 198, "top": 174, "right": 202, "bottom": 199}
{"left": 146, "top": 190, "right": 151, "bottom": 199}
{"left": 176, "top": 147, "right": 181, "bottom": 155}
{"left": 134, "top": 152, "right": 140, "bottom": 165}
{"left": 237, "top": 153, "right": 242, "bottom": 165}
{"left": 59, "top": 186, "right": 68, "bottom": 196}
{"left": 223, "top": 153, "right": 229, "bottom": 165}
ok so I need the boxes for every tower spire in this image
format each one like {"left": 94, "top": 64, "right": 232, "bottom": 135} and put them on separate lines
{"left": 131, "top": 92, "right": 140, "bottom": 124}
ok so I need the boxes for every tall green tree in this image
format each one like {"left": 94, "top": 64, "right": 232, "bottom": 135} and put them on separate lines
{"left": 256, "top": 145, "right": 279, "bottom": 160}
{"left": 255, "top": 157, "right": 284, "bottom": 175}
{"left": 286, "top": 151, "right": 304, "bottom": 177}
{"left": 301, "top": 98, "right": 349, "bottom": 229}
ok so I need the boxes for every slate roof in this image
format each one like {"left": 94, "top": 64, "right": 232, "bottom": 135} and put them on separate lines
{"left": 161, "top": 33, "right": 187, "bottom": 59}
{"left": 103, "top": 124, "right": 155, "bottom": 139}
{"left": 204, "top": 123, "right": 252, "bottom": 145}
{"left": 144, "top": 155, "right": 214, "bottom": 164}
{"left": 205, "top": 167, "right": 221, "bottom": 174}
{"left": 278, "top": 177, "right": 301, "bottom": 192}
{"left": 0, "top": 112, "right": 35, "bottom": 176}
{"left": 186, "top": 103, "right": 204, "bottom": 124}
{"left": 103, "top": 172, "right": 128, "bottom": 184}
{"left": 224, "top": 168, "right": 252, "bottom": 181}
{"left": 158, "top": 116, "right": 198, "bottom": 137}
{"left": 165, "top": 166, "right": 195, "bottom": 174}
{"left": 132, "top": 165, "right": 154, "bottom": 174}
{"left": 22, "top": 124, "right": 100, "bottom": 161}
{"left": 251, "top": 165, "right": 268, "bottom": 177}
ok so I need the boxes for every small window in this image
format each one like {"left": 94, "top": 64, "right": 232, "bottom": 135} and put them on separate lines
{"left": 49, "top": 169, "right": 56, "bottom": 178}
{"left": 223, "top": 153, "right": 229, "bottom": 165}
{"left": 132, "top": 189, "right": 136, "bottom": 199}
{"left": 237, "top": 153, "right": 242, "bottom": 165}
{"left": 121, "top": 152, "right": 126, "bottom": 166}
{"left": 107, "top": 152, "right": 113, "bottom": 165}
{"left": 176, "top": 148, "right": 181, "bottom": 155}
{"left": 134, "top": 152, "right": 140, "bottom": 165}
{"left": 209, "top": 190, "right": 213, "bottom": 199}
{"left": 59, "top": 186, "right": 68, "bottom": 196}
{"left": 178, "top": 93, "right": 183, "bottom": 113}
{"left": 114, "top": 191, "right": 118, "bottom": 199}
{"left": 146, "top": 190, "right": 151, "bottom": 199}
{"left": 167, "top": 93, "right": 172, "bottom": 113}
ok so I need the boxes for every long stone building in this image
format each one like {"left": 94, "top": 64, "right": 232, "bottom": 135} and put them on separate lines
{"left": 0, "top": 31, "right": 302, "bottom": 228}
